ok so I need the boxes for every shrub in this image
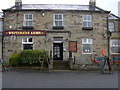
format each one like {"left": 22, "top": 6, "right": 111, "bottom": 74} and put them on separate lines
{"left": 9, "top": 53, "right": 19, "bottom": 66}
{"left": 18, "top": 50, "right": 49, "bottom": 66}
{"left": 8, "top": 50, "right": 49, "bottom": 67}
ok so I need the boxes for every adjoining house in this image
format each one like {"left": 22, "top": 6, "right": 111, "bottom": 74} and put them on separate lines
{"left": 108, "top": 13, "right": 120, "bottom": 57}
{"left": 2, "top": 0, "right": 120, "bottom": 69}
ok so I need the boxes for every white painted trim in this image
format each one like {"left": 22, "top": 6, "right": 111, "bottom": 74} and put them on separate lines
{"left": 53, "top": 14, "right": 63, "bottom": 26}
{"left": 110, "top": 39, "right": 120, "bottom": 54}
{"left": 82, "top": 38, "right": 93, "bottom": 54}
{"left": 23, "top": 14, "right": 33, "bottom": 26}
{"left": 82, "top": 15, "right": 92, "bottom": 28}
{"left": 53, "top": 41, "right": 63, "bottom": 43}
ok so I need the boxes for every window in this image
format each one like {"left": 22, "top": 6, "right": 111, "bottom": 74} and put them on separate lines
{"left": 108, "top": 22, "right": 115, "bottom": 32}
{"left": 82, "top": 38, "right": 93, "bottom": 54}
{"left": 11, "top": 36, "right": 16, "bottom": 40}
{"left": 24, "top": 14, "right": 33, "bottom": 27}
{"left": 22, "top": 38, "right": 33, "bottom": 50}
{"left": 110, "top": 39, "right": 120, "bottom": 54}
{"left": 82, "top": 15, "right": 92, "bottom": 28}
{"left": 53, "top": 14, "right": 63, "bottom": 27}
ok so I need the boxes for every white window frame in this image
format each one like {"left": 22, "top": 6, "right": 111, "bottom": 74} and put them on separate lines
{"left": 110, "top": 39, "right": 120, "bottom": 54}
{"left": 82, "top": 15, "right": 92, "bottom": 28}
{"left": 82, "top": 38, "right": 93, "bottom": 54}
{"left": 23, "top": 14, "right": 33, "bottom": 27}
{"left": 108, "top": 22, "right": 115, "bottom": 32}
{"left": 53, "top": 14, "right": 63, "bottom": 26}
{"left": 22, "top": 38, "right": 33, "bottom": 44}
{"left": 22, "top": 38, "right": 34, "bottom": 50}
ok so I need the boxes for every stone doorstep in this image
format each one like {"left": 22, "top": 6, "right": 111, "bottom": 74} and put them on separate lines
{"left": 52, "top": 70, "right": 71, "bottom": 72}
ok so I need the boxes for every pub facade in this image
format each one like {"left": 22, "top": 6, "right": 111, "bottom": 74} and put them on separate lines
{"left": 3, "top": 0, "right": 119, "bottom": 69}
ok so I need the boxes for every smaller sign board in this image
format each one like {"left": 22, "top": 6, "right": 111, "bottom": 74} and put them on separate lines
{"left": 69, "top": 41, "right": 77, "bottom": 52}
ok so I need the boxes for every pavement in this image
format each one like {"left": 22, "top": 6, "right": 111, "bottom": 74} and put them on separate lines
{"left": 2, "top": 70, "right": 119, "bottom": 88}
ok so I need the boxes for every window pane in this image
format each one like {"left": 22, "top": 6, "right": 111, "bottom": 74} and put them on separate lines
{"left": 111, "top": 46, "right": 120, "bottom": 53}
{"left": 55, "top": 21, "right": 59, "bottom": 26}
{"left": 25, "top": 14, "right": 29, "bottom": 19}
{"left": 112, "top": 40, "right": 119, "bottom": 46}
{"left": 87, "top": 15, "right": 91, "bottom": 20}
{"left": 25, "top": 21, "right": 32, "bottom": 26}
{"left": 25, "top": 21, "right": 29, "bottom": 26}
{"left": 28, "top": 38, "right": 32, "bottom": 42}
{"left": 25, "top": 14, "right": 32, "bottom": 20}
{"left": 29, "top": 14, "right": 32, "bottom": 19}
{"left": 23, "top": 44, "right": 33, "bottom": 50}
{"left": 55, "top": 15, "right": 59, "bottom": 20}
{"left": 83, "top": 44, "right": 92, "bottom": 53}
{"left": 59, "top": 15, "right": 62, "bottom": 20}
{"left": 59, "top": 21, "right": 62, "bottom": 26}
{"left": 83, "top": 22, "right": 87, "bottom": 27}
{"left": 83, "top": 15, "right": 91, "bottom": 20}
{"left": 88, "top": 22, "right": 92, "bottom": 27}
{"left": 82, "top": 39, "right": 92, "bottom": 44}
{"left": 110, "top": 39, "right": 120, "bottom": 54}
{"left": 29, "top": 21, "right": 33, "bottom": 26}
{"left": 109, "top": 22, "right": 114, "bottom": 32}
{"left": 88, "top": 39, "right": 92, "bottom": 43}
{"left": 82, "top": 38, "right": 87, "bottom": 43}
{"left": 83, "top": 15, "right": 87, "bottom": 20}
{"left": 23, "top": 38, "right": 27, "bottom": 42}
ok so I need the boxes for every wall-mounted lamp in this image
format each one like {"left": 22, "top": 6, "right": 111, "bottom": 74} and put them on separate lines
{"left": 9, "top": 25, "right": 12, "bottom": 29}
{"left": 42, "top": 12, "right": 45, "bottom": 17}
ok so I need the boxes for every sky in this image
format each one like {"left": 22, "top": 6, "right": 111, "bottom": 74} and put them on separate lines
{"left": 0, "top": 0, "right": 119, "bottom": 16}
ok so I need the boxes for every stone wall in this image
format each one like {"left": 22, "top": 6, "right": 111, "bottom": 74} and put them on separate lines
{"left": 0, "top": 36, "right": 2, "bottom": 59}
{"left": 3, "top": 10, "right": 109, "bottom": 63}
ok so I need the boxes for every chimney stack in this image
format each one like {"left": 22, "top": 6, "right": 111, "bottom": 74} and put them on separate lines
{"left": 89, "top": 0, "right": 96, "bottom": 7}
{"left": 118, "top": 1, "right": 120, "bottom": 17}
{"left": 15, "top": 0, "right": 22, "bottom": 6}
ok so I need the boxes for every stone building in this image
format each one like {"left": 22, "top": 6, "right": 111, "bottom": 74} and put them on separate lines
{"left": 108, "top": 13, "right": 120, "bottom": 57}
{"left": 3, "top": 0, "right": 117, "bottom": 69}
{"left": 0, "top": 12, "right": 3, "bottom": 59}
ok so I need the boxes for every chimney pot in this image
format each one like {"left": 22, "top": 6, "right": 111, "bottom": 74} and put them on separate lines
{"left": 15, "top": 0, "right": 22, "bottom": 6}
{"left": 89, "top": 0, "right": 96, "bottom": 7}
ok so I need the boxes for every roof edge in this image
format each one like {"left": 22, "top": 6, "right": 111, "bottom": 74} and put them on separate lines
{"left": 2, "top": 4, "right": 110, "bottom": 13}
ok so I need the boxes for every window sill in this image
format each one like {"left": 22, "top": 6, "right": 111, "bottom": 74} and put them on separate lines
{"left": 82, "top": 53, "right": 93, "bottom": 54}
{"left": 22, "top": 26, "right": 33, "bottom": 29}
{"left": 82, "top": 27, "right": 93, "bottom": 30}
{"left": 53, "top": 26, "right": 64, "bottom": 29}
{"left": 110, "top": 53, "right": 120, "bottom": 55}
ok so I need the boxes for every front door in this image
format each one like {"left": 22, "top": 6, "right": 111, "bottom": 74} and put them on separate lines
{"left": 53, "top": 43, "right": 63, "bottom": 60}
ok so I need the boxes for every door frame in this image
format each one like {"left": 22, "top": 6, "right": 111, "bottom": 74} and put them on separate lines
{"left": 53, "top": 42, "right": 63, "bottom": 60}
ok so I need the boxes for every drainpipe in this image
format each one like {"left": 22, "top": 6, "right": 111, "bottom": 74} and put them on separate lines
{"left": 2, "top": 17, "right": 4, "bottom": 60}
{"left": 106, "top": 15, "right": 112, "bottom": 72}
{"left": 106, "top": 15, "right": 111, "bottom": 57}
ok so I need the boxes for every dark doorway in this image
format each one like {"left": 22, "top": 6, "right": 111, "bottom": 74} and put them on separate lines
{"left": 53, "top": 43, "right": 63, "bottom": 60}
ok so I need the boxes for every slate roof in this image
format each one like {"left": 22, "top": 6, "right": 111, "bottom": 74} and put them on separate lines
{"left": 108, "top": 13, "right": 120, "bottom": 20}
{"left": 0, "top": 12, "right": 3, "bottom": 18}
{"left": 3, "top": 4, "right": 109, "bottom": 12}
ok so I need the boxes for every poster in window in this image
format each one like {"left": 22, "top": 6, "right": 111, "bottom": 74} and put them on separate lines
{"left": 69, "top": 41, "right": 77, "bottom": 52}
